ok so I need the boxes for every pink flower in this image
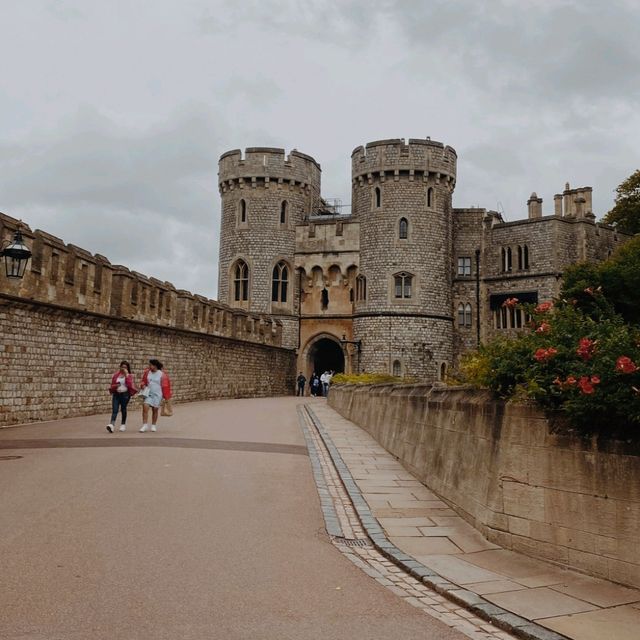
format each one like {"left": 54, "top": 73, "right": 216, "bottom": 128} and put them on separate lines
{"left": 566, "top": 376, "right": 577, "bottom": 386}
{"left": 503, "top": 297, "right": 519, "bottom": 309}
{"left": 535, "top": 322, "right": 551, "bottom": 334}
{"left": 590, "top": 375, "right": 601, "bottom": 384}
{"left": 576, "top": 337, "right": 597, "bottom": 361}
{"left": 616, "top": 356, "right": 638, "bottom": 374}
{"left": 578, "top": 376, "right": 595, "bottom": 395}
{"left": 534, "top": 347, "right": 558, "bottom": 362}
{"left": 535, "top": 302, "right": 553, "bottom": 313}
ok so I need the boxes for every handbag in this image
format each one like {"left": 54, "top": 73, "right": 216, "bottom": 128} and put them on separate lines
{"left": 161, "top": 399, "right": 173, "bottom": 417}
{"left": 139, "top": 387, "right": 150, "bottom": 399}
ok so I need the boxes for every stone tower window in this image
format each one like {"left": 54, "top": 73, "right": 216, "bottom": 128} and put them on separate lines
{"left": 271, "top": 261, "right": 289, "bottom": 303}
{"left": 524, "top": 245, "right": 529, "bottom": 269}
{"left": 356, "top": 275, "right": 367, "bottom": 301}
{"left": 427, "top": 187, "right": 434, "bottom": 209}
{"left": 465, "top": 303, "right": 472, "bottom": 327}
{"left": 392, "top": 360, "right": 402, "bottom": 377}
{"left": 280, "top": 201, "right": 288, "bottom": 225}
{"left": 440, "top": 362, "right": 447, "bottom": 380}
{"left": 394, "top": 272, "right": 413, "bottom": 299}
{"left": 238, "top": 199, "right": 247, "bottom": 225}
{"left": 457, "top": 257, "right": 471, "bottom": 276}
{"left": 321, "top": 287, "right": 329, "bottom": 309}
{"left": 374, "top": 186, "right": 381, "bottom": 209}
{"left": 399, "top": 217, "right": 409, "bottom": 239}
{"left": 233, "top": 260, "right": 249, "bottom": 302}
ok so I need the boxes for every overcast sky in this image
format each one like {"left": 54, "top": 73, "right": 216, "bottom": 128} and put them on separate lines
{"left": 1, "top": 0, "right": 638, "bottom": 298}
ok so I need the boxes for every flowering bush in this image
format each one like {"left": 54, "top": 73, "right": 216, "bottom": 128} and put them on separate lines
{"left": 460, "top": 297, "right": 640, "bottom": 437}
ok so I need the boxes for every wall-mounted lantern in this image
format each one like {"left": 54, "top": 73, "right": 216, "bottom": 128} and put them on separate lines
{"left": 1, "top": 229, "right": 32, "bottom": 279}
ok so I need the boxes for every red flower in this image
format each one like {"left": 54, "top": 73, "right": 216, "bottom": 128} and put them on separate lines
{"left": 535, "top": 322, "right": 551, "bottom": 334}
{"left": 576, "top": 337, "right": 597, "bottom": 361}
{"left": 616, "top": 356, "right": 638, "bottom": 374}
{"left": 535, "top": 302, "right": 553, "bottom": 313}
{"left": 503, "top": 297, "right": 519, "bottom": 309}
{"left": 534, "top": 347, "right": 558, "bottom": 362}
{"left": 590, "top": 375, "right": 601, "bottom": 384}
{"left": 578, "top": 376, "right": 595, "bottom": 394}
{"left": 566, "top": 376, "right": 577, "bottom": 386}
{"left": 553, "top": 377, "right": 562, "bottom": 386}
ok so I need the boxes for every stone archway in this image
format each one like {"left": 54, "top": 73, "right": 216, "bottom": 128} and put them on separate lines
{"left": 303, "top": 334, "right": 345, "bottom": 380}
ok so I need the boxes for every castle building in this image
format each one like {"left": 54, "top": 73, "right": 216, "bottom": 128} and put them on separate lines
{"left": 218, "top": 138, "right": 627, "bottom": 380}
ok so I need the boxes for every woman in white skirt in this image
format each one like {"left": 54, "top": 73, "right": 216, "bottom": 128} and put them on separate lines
{"left": 138, "top": 359, "right": 172, "bottom": 432}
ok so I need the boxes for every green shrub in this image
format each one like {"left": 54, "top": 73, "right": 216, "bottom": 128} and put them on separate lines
{"left": 460, "top": 298, "right": 640, "bottom": 438}
{"left": 331, "top": 373, "right": 406, "bottom": 385}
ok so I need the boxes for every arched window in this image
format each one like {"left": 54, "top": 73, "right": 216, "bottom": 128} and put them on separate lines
{"left": 233, "top": 260, "right": 249, "bottom": 302}
{"left": 524, "top": 245, "right": 530, "bottom": 269}
{"left": 394, "top": 272, "right": 413, "bottom": 299}
{"left": 271, "top": 261, "right": 289, "bottom": 303}
{"left": 501, "top": 248, "right": 506, "bottom": 272}
{"left": 280, "top": 201, "right": 288, "bottom": 225}
{"left": 356, "top": 274, "right": 367, "bottom": 301}
{"left": 399, "top": 217, "right": 408, "bottom": 239}
{"left": 440, "top": 362, "right": 447, "bottom": 380}
{"left": 374, "top": 186, "right": 381, "bottom": 209}
{"left": 465, "top": 303, "right": 472, "bottom": 327}
{"left": 392, "top": 360, "right": 402, "bottom": 377}
{"left": 427, "top": 187, "right": 434, "bottom": 208}
{"left": 238, "top": 199, "right": 247, "bottom": 225}
{"left": 457, "top": 303, "right": 465, "bottom": 327}
{"left": 507, "top": 247, "right": 513, "bottom": 271}
{"left": 517, "top": 245, "right": 523, "bottom": 270}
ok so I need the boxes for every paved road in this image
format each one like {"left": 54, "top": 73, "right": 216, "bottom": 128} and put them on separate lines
{"left": 0, "top": 397, "right": 464, "bottom": 640}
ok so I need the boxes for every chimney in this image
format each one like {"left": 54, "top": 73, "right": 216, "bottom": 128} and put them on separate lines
{"left": 527, "top": 192, "right": 543, "bottom": 219}
{"left": 554, "top": 194, "right": 563, "bottom": 216}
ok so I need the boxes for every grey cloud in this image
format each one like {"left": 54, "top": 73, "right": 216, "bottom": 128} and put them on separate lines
{"left": 0, "top": 105, "right": 221, "bottom": 297}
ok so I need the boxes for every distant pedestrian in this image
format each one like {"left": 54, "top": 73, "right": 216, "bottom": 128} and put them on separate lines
{"left": 107, "top": 361, "right": 137, "bottom": 433}
{"left": 320, "top": 371, "right": 331, "bottom": 397}
{"left": 296, "top": 372, "right": 307, "bottom": 396}
{"left": 310, "top": 373, "right": 320, "bottom": 397}
{"left": 139, "top": 359, "right": 172, "bottom": 433}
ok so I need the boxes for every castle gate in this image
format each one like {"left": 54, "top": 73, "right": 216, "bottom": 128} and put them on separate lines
{"left": 302, "top": 334, "right": 345, "bottom": 378}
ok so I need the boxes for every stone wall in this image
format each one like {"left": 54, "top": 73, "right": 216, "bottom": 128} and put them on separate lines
{"left": 0, "top": 213, "right": 296, "bottom": 426}
{"left": 329, "top": 383, "right": 640, "bottom": 589}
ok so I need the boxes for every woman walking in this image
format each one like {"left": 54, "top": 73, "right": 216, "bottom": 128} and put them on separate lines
{"left": 107, "top": 361, "right": 137, "bottom": 433}
{"left": 139, "top": 359, "right": 172, "bottom": 433}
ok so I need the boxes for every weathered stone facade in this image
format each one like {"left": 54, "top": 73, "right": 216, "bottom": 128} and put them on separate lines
{"left": 217, "top": 138, "right": 629, "bottom": 380}
{"left": 0, "top": 213, "right": 295, "bottom": 426}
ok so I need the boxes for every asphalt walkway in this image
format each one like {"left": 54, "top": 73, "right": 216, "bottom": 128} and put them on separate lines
{"left": 0, "top": 397, "right": 467, "bottom": 640}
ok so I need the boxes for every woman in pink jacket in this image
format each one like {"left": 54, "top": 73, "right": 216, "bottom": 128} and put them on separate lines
{"left": 107, "top": 361, "right": 137, "bottom": 433}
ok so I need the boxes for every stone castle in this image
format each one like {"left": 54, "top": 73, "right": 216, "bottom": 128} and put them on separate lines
{"left": 218, "top": 137, "right": 628, "bottom": 380}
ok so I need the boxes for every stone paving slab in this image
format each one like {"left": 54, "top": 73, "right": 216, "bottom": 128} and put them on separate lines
{"left": 309, "top": 401, "right": 640, "bottom": 640}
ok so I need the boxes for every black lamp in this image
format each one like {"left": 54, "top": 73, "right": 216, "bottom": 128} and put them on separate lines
{"left": 1, "top": 229, "right": 32, "bottom": 279}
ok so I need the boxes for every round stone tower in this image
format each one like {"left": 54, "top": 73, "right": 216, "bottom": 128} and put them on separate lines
{"left": 218, "top": 147, "right": 321, "bottom": 348}
{"left": 351, "top": 138, "right": 457, "bottom": 379}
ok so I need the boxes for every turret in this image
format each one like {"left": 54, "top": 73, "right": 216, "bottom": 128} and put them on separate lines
{"left": 217, "top": 147, "right": 321, "bottom": 348}
{"left": 350, "top": 138, "right": 457, "bottom": 379}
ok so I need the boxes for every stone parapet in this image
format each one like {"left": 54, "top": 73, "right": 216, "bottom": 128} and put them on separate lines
{"left": 351, "top": 138, "right": 457, "bottom": 186}
{"left": 0, "top": 212, "right": 281, "bottom": 347}
{"left": 329, "top": 383, "right": 640, "bottom": 590}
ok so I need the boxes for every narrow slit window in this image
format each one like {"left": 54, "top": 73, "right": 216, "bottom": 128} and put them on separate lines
{"left": 280, "top": 201, "right": 287, "bottom": 225}
{"left": 374, "top": 186, "right": 381, "bottom": 209}
{"left": 399, "top": 217, "right": 408, "bottom": 239}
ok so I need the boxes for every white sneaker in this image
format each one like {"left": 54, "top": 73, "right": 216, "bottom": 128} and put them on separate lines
{"left": 119, "top": 425, "right": 126, "bottom": 432}
{"left": 139, "top": 424, "right": 149, "bottom": 433}
{"left": 151, "top": 425, "right": 157, "bottom": 432}
{"left": 106, "top": 424, "right": 114, "bottom": 433}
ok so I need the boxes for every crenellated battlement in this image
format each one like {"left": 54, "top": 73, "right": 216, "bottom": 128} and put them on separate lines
{"left": 218, "top": 147, "right": 321, "bottom": 195}
{"left": 0, "top": 212, "right": 283, "bottom": 347}
{"left": 351, "top": 137, "right": 457, "bottom": 186}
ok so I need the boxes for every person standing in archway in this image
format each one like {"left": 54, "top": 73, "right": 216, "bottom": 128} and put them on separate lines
{"left": 296, "top": 371, "right": 307, "bottom": 396}
{"left": 310, "top": 372, "right": 320, "bottom": 397}
{"left": 320, "top": 371, "right": 330, "bottom": 397}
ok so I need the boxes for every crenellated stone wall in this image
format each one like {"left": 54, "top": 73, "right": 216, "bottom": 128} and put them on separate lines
{"left": 0, "top": 213, "right": 295, "bottom": 426}
{"left": 329, "top": 383, "right": 640, "bottom": 590}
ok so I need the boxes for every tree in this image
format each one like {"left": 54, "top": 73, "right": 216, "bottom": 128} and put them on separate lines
{"left": 562, "top": 236, "right": 640, "bottom": 325}
{"left": 603, "top": 169, "right": 640, "bottom": 234}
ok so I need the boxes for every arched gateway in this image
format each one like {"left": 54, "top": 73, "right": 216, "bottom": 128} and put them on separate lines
{"left": 303, "top": 334, "right": 345, "bottom": 378}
